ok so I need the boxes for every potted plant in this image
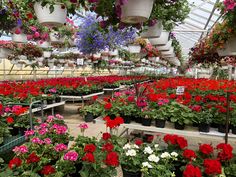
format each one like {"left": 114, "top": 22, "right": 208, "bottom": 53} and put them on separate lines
{"left": 140, "top": 107, "right": 153, "bottom": 126}
{"left": 141, "top": 19, "right": 163, "bottom": 38}
{"left": 128, "top": 38, "right": 147, "bottom": 54}
{"left": 0, "top": 41, "right": 14, "bottom": 59}
{"left": 194, "top": 109, "right": 213, "bottom": 133}
{"left": 231, "top": 116, "right": 236, "bottom": 135}
{"left": 149, "top": 31, "right": 170, "bottom": 46}
{"left": 153, "top": 102, "right": 169, "bottom": 128}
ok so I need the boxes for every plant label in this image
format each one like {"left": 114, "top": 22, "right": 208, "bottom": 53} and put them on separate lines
{"left": 176, "top": 86, "right": 185, "bottom": 95}
{"left": 77, "top": 58, "right": 84, "bottom": 66}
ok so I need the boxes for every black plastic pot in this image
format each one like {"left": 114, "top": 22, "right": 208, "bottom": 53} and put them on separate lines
{"left": 84, "top": 113, "right": 94, "bottom": 122}
{"left": 232, "top": 126, "right": 236, "bottom": 134}
{"left": 69, "top": 163, "right": 83, "bottom": 177}
{"left": 192, "top": 122, "right": 199, "bottom": 127}
{"left": 198, "top": 123, "right": 210, "bottom": 133}
{"left": 155, "top": 119, "right": 166, "bottom": 128}
{"left": 47, "top": 99, "right": 54, "bottom": 105}
{"left": 211, "top": 123, "right": 219, "bottom": 128}
{"left": 122, "top": 168, "right": 141, "bottom": 177}
{"left": 142, "top": 118, "right": 152, "bottom": 126}
{"left": 218, "top": 124, "right": 229, "bottom": 133}
{"left": 9, "top": 127, "right": 20, "bottom": 136}
{"left": 123, "top": 116, "right": 131, "bottom": 124}
{"left": 55, "top": 97, "right": 61, "bottom": 103}
{"left": 174, "top": 122, "right": 185, "bottom": 130}
{"left": 134, "top": 116, "right": 142, "bottom": 123}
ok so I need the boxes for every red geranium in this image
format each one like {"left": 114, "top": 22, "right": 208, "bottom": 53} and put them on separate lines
{"left": 92, "top": 95, "right": 98, "bottom": 101}
{"left": 183, "top": 164, "right": 202, "bottom": 177}
{"left": 176, "top": 136, "right": 188, "bottom": 149}
{"left": 40, "top": 165, "right": 56, "bottom": 175}
{"left": 102, "top": 132, "right": 111, "bottom": 141}
{"left": 6, "top": 117, "right": 14, "bottom": 124}
{"left": 163, "top": 134, "right": 187, "bottom": 149}
{"left": 102, "top": 143, "right": 114, "bottom": 152}
{"left": 84, "top": 144, "right": 96, "bottom": 153}
{"left": 163, "top": 134, "right": 178, "bottom": 145}
{"left": 199, "top": 144, "right": 214, "bottom": 156}
{"left": 127, "top": 96, "right": 135, "bottom": 102}
{"left": 194, "top": 95, "right": 202, "bottom": 102}
{"left": 26, "top": 152, "right": 40, "bottom": 164}
{"left": 135, "top": 139, "right": 143, "bottom": 146}
{"left": 216, "top": 143, "right": 233, "bottom": 162}
{"left": 104, "top": 116, "right": 124, "bottom": 129}
{"left": 104, "top": 103, "right": 112, "bottom": 110}
{"left": 82, "top": 153, "right": 95, "bottom": 163}
{"left": 104, "top": 152, "right": 119, "bottom": 167}
{"left": 183, "top": 149, "right": 197, "bottom": 161}
{"left": 203, "top": 159, "right": 222, "bottom": 175}
{"left": 8, "top": 157, "right": 22, "bottom": 169}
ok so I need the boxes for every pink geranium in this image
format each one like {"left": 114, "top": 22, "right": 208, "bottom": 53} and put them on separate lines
{"left": 13, "top": 145, "right": 28, "bottom": 154}
{"left": 54, "top": 144, "right": 68, "bottom": 152}
{"left": 64, "top": 151, "right": 78, "bottom": 161}
{"left": 224, "top": 0, "right": 236, "bottom": 11}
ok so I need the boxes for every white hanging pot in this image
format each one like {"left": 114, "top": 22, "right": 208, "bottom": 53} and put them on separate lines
{"left": 128, "top": 44, "right": 141, "bottom": 53}
{"left": 68, "top": 60, "right": 74, "bottom": 64}
{"left": 141, "top": 21, "right": 163, "bottom": 38}
{"left": 57, "top": 64, "right": 62, "bottom": 68}
{"left": 0, "top": 48, "right": 12, "bottom": 59}
{"left": 48, "top": 62, "right": 54, "bottom": 67}
{"left": 161, "top": 47, "right": 174, "bottom": 56}
{"left": 93, "top": 53, "right": 101, "bottom": 58}
{"left": 50, "top": 32, "right": 65, "bottom": 43}
{"left": 38, "top": 62, "right": 44, "bottom": 67}
{"left": 18, "top": 55, "right": 27, "bottom": 60}
{"left": 217, "top": 37, "right": 236, "bottom": 56}
{"left": 149, "top": 31, "right": 170, "bottom": 45}
{"left": 12, "top": 33, "right": 27, "bottom": 43}
{"left": 59, "top": 59, "right": 65, "bottom": 63}
{"left": 37, "top": 41, "right": 50, "bottom": 48}
{"left": 16, "top": 63, "right": 24, "bottom": 68}
{"left": 156, "top": 40, "right": 172, "bottom": 51}
{"left": 109, "top": 49, "right": 118, "bottom": 56}
{"left": 34, "top": 2, "right": 67, "bottom": 26}
{"left": 102, "top": 56, "right": 109, "bottom": 61}
{"left": 37, "top": 57, "right": 44, "bottom": 62}
{"left": 162, "top": 53, "right": 175, "bottom": 58}
{"left": 43, "top": 51, "right": 52, "bottom": 58}
{"left": 11, "top": 59, "right": 18, "bottom": 65}
{"left": 69, "top": 38, "right": 75, "bottom": 46}
{"left": 120, "top": 0, "right": 154, "bottom": 24}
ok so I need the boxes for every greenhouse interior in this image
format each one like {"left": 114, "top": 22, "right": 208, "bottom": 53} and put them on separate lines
{"left": 1, "top": 0, "right": 236, "bottom": 176}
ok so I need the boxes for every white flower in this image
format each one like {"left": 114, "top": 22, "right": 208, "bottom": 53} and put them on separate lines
{"left": 148, "top": 154, "right": 160, "bottom": 163}
{"left": 123, "top": 143, "right": 131, "bottom": 150}
{"left": 142, "top": 162, "right": 153, "bottom": 169}
{"left": 160, "top": 152, "right": 171, "bottom": 158}
{"left": 133, "top": 144, "right": 139, "bottom": 149}
{"left": 154, "top": 144, "right": 159, "bottom": 148}
{"left": 144, "top": 146, "right": 153, "bottom": 154}
{"left": 171, "top": 152, "right": 178, "bottom": 157}
{"left": 126, "top": 149, "right": 136, "bottom": 157}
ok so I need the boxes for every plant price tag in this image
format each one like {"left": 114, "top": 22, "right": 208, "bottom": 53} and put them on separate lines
{"left": 77, "top": 58, "right": 84, "bottom": 66}
{"left": 176, "top": 86, "right": 185, "bottom": 95}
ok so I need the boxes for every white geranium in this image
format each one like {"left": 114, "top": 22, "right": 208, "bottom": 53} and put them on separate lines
{"left": 148, "top": 154, "right": 160, "bottom": 163}
{"left": 160, "top": 152, "right": 171, "bottom": 158}
{"left": 123, "top": 143, "right": 131, "bottom": 150}
{"left": 144, "top": 146, "right": 153, "bottom": 154}
{"left": 133, "top": 144, "right": 139, "bottom": 149}
{"left": 142, "top": 162, "right": 153, "bottom": 168}
{"left": 126, "top": 149, "right": 136, "bottom": 157}
{"left": 171, "top": 152, "right": 178, "bottom": 157}
{"left": 154, "top": 144, "right": 159, "bottom": 148}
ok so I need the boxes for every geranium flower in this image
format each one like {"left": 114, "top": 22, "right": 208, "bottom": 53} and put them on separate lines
{"left": 183, "top": 164, "right": 202, "bottom": 177}
{"left": 64, "top": 151, "right": 78, "bottom": 161}
{"left": 40, "top": 165, "right": 56, "bottom": 175}
{"left": 26, "top": 152, "right": 40, "bottom": 164}
{"left": 102, "top": 132, "right": 111, "bottom": 141}
{"left": 82, "top": 153, "right": 95, "bottom": 163}
{"left": 199, "top": 144, "right": 214, "bottom": 156}
{"left": 8, "top": 157, "right": 22, "bottom": 169}
{"left": 203, "top": 159, "right": 222, "bottom": 175}
{"left": 183, "top": 149, "right": 197, "bottom": 161}
{"left": 84, "top": 144, "right": 96, "bottom": 153}
{"left": 104, "top": 152, "right": 119, "bottom": 167}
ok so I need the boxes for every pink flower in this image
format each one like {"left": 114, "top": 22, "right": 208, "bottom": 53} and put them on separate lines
{"left": 13, "top": 145, "right": 28, "bottom": 154}
{"left": 47, "top": 116, "right": 54, "bottom": 123}
{"left": 31, "top": 137, "right": 44, "bottom": 144}
{"left": 4, "top": 107, "right": 11, "bottom": 112}
{"left": 24, "top": 130, "right": 35, "bottom": 137}
{"left": 29, "top": 26, "right": 37, "bottom": 32}
{"left": 55, "top": 114, "right": 63, "bottom": 119}
{"left": 40, "top": 123, "right": 49, "bottom": 128}
{"left": 54, "top": 144, "right": 67, "bottom": 152}
{"left": 224, "top": 0, "right": 236, "bottom": 11}
{"left": 27, "top": 35, "right": 33, "bottom": 40}
{"left": 64, "top": 151, "right": 78, "bottom": 161}
{"left": 39, "top": 128, "right": 48, "bottom": 135}
{"left": 52, "top": 124, "right": 67, "bottom": 134}
{"left": 114, "top": 92, "right": 122, "bottom": 97}
{"left": 44, "top": 138, "right": 52, "bottom": 145}
{"left": 78, "top": 123, "right": 89, "bottom": 130}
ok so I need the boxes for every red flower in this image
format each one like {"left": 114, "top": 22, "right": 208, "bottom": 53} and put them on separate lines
{"left": 104, "top": 117, "right": 124, "bottom": 129}
{"left": 26, "top": 152, "right": 40, "bottom": 164}
{"left": 216, "top": 143, "right": 233, "bottom": 162}
{"left": 104, "top": 152, "right": 119, "bottom": 167}
{"left": 82, "top": 153, "right": 95, "bottom": 163}
{"left": 92, "top": 95, "right": 98, "bottom": 101}
{"left": 102, "top": 143, "right": 114, "bottom": 152}
{"left": 169, "top": 94, "right": 176, "bottom": 99}
{"left": 84, "top": 144, "right": 96, "bottom": 153}
{"left": 183, "top": 149, "right": 197, "bottom": 161}
{"left": 104, "top": 103, "right": 112, "bottom": 110}
{"left": 183, "top": 164, "right": 202, "bottom": 177}
{"left": 6, "top": 117, "right": 14, "bottom": 124}
{"left": 163, "top": 134, "right": 178, "bottom": 145}
{"left": 203, "top": 159, "right": 222, "bottom": 175}
{"left": 26, "top": 13, "right": 33, "bottom": 19}
{"left": 127, "top": 96, "right": 135, "bottom": 102}
{"left": 102, "top": 132, "right": 111, "bottom": 141}
{"left": 135, "top": 139, "right": 143, "bottom": 146}
{"left": 147, "top": 135, "right": 154, "bottom": 143}
{"left": 8, "top": 157, "right": 22, "bottom": 169}
{"left": 199, "top": 144, "right": 214, "bottom": 156}
{"left": 194, "top": 95, "right": 202, "bottom": 102}
{"left": 40, "top": 165, "right": 56, "bottom": 175}
{"left": 176, "top": 136, "right": 188, "bottom": 149}
{"left": 0, "top": 104, "right": 3, "bottom": 111}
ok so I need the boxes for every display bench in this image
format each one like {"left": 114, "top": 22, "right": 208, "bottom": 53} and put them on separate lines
{"left": 95, "top": 117, "right": 236, "bottom": 139}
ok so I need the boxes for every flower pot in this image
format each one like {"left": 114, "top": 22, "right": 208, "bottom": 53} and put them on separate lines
{"left": 122, "top": 168, "right": 141, "bottom": 177}
{"left": 123, "top": 116, "right": 131, "bottom": 124}
{"left": 12, "top": 33, "right": 27, "bottom": 43}
{"left": 192, "top": 122, "right": 199, "bottom": 127}
{"left": 43, "top": 51, "right": 52, "bottom": 58}
{"left": 0, "top": 48, "right": 11, "bottom": 59}
{"left": 232, "top": 126, "right": 236, "bottom": 134}
{"left": 128, "top": 45, "right": 141, "bottom": 53}
{"left": 34, "top": 2, "right": 67, "bottom": 26}
{"left": 134, "top": 116, "right": 142, "bottom": 123}
{"left": 156, "top": 40, "right": 172, "bottom": 51}
{"left": 69, "top": 38, "right": 75, "bottom": 46}
{"left": 142, "top": 118, "right": 152, "bottom": 126}
{"left": 55, "top": 97, "right": 61, "bottom": 103}
{"left": 93, "top": 53, "right": 101, "bottom": 58}
{"left": 161, "top": 47, "right": 174, "bottom": 55}
{"left": 47, "top": 99, "right": 55, "bottom": 105}
{"left": 59, "top": 59, "right": 65, "bottom": 63}
{"left": 211, "top": 123, "right": 219, "bottom": 128}
{"left": 84, "top": 113, "right": 94, "bottom": 122}
{"left": 174, "top": 122, "right": 185, "bottom": 130}
{"left": 149, "top": 31, "right": 170, "bottom": 45}
{"left": 37, "top": 57, "right": 45, "bottom": 62}
{"left": 155, "top": 119, "right": 166, "bottom": 128}
{"left": 68, "top": 60, "right": 74, "bottom": 64}
{"left": 37, "top": 41, "right": 50, "bottom": 48}
{"left": 120, "top": 0, "right": 154, "bottom": 24}
{"left": 50, "top": 32, "right": 65, "bottom": 43}
{"left": 9, "top": 127, "right": 20, "bottom": 136}
{"left": 198, "top": 123, "right": 210, "bottom": 133}
{"left": 217, "top": 37, "right": 236, "bottom": 56}
{"left": 109, "top": 49, "right": 118, "bottom": 56}
{"left": 69, "top": 163, "right": 83, "bottom": 177}
{"left": 218, "top": 124, "right": 229, "bottom": 133}
{"left": 141, "top": 21, "right": 163, "bottom": 38}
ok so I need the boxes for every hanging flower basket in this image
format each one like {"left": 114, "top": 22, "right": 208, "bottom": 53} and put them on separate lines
{"left": 37, "top": 41, "right": 50, "bottom": 48}
{"left": 12, "top": 33, "right": 27, "bottom": 43}
{"left": 34, "top": 2, "right": 67, "bottom": 26}
{"left": 141, "top": 21, "right": 163, "bottom": 38}
{"left": 217, "top": 37, "right": 236, "bottom": 56}
{"left": 161, "top": 47, "right": 174, "bottom": 56}
{"left": 0, "top": 48, "right": 12, "bottom": 59}
{"left": 149, "top": 31, "right": 170, "bottom": 45}
{"left": 69, "top": 38, "right": 75, "bottom": 46}
{"left": 156, "top": 40, "right": 172, "bottom": 51}
{"left": 37, "top": 57, "right": 44, "bottom": 62}
{"left": 43, "top": 51, "right": 52, "bottom": 58}
{"left": 93, "top": 53, "right": 101, "bottom": 58}
{"left": 128, "top": 44, "right": 141, "bottom": 53}
{"left": 59, "top": 59, "right": 65, "bottom": 63}
{"left": 38, "top": 62, "right": 44, "bottom": 67}
{"left": 10, "top": 59, "right": 18, "bottom": 65}
{"left": 16, "top": 63, "right": 24, "bottom": 68}
{"left": 68, "top": 60, "right": 74, "bottom": 64}
{"left": 50, "top": 32, "right": 65, "bottom": 43}
{"left": 120, "top": 0, "right": 154, "bottom": 24}
{"left": 109, "top": 49, "right": 118, "bottom": 56}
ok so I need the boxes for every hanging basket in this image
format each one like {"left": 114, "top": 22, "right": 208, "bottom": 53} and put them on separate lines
{"left": 141, "top": 21, "right": 163, "bottom": 38}
{"left": 149, "top": 31, "right": 169, "bottom": 45}
{"left": 156, "top": 40, "right": 172, "bottom": 51}
{"left": 109, "top": 49, "right": 118, "bottom": 56}
{"left": 43, "top": 51, "right": 52, "bottom": 58}
{"left": 37, "top": 57, "right": 44, "bottom": 62}
{"left": 161, "top": 47, "right": 174, "bottom": 56}
{"left": 34, "top": 2, "right": 67, "bottom": 26}
{"left": 37, "top": 41, "right": 50, "bottom": 48}
{"left": 128, "top": 44, "right": 141, "bottom": 53}
{"left": 50, "top": 32, "right": 65, "bottom": 43}
{"left": 120, "top": 0, "right": 154, "bottom": 24}
{"left": 59, "top": 59, "right": 65, "bottom": 63}
{"left": 12, "top": 33, "right": 27, "bottom": 43}
{"left": 217, "top": 37, "right": 236, "bottom": 56}
{"left": 0, "top": 48, "right": 11, "bottom": 59}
